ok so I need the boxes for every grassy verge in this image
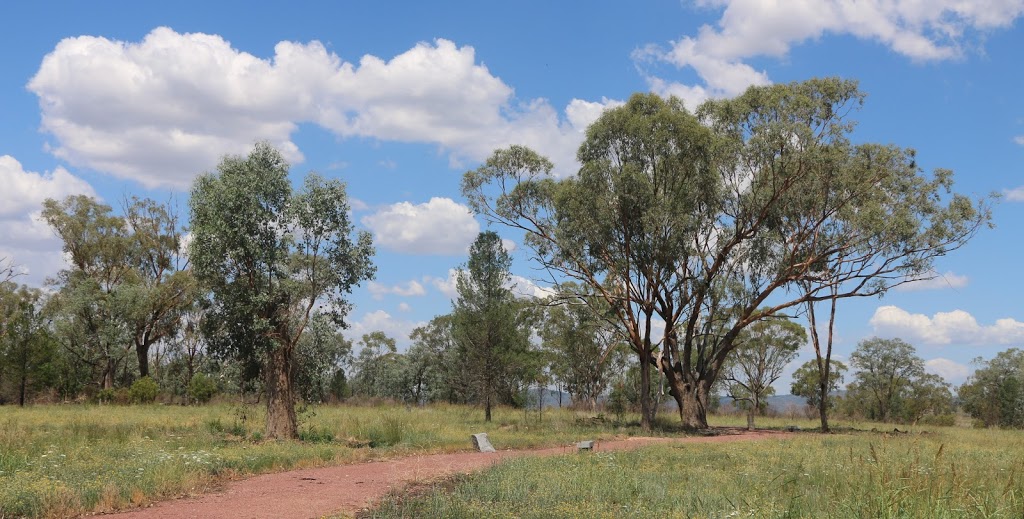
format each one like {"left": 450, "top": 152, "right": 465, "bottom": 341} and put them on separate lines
{"left": 0, "top": 403, "right": 649, "bottom": 517}
{"left": 364, "top": 426, "right": 1024, "bottom": 518}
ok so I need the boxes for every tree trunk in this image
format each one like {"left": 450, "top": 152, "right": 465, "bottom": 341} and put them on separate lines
{"left": 746, "top": 406, "right": 754, "bottom": 430}
{"left": 102, "top": 358, "right": 115, "bottom": 390}
{"left": 672, "top": 381, "right": 710, "bottom": 429}
{"left": 485, "top": 393, "right": 492, "bottom": 422}
{"left": 265, "top": 346, "right": 297, "bottom": 440}
{"left": 136, "top": 342, "right": 150, "bottom": 379}
{"left": 19, "top": 366, "right": 28, "bottom": 407}
{"left": 639, "top": 352, "right": 653, "bottom": 430}
{"left": 818, "top": 379, "right": 830, "bottom": 433}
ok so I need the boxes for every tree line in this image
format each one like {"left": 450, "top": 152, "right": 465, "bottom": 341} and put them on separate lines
{"left": 0, "top": 77, "right": 999, "bottom": 438}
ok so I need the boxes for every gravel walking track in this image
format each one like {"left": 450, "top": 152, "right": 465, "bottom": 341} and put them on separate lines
{"left": 103, "top": 429, "right": 788, "bottom": 519}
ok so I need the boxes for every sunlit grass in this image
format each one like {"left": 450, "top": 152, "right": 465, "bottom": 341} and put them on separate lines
{"left": 0, "top": 403, "right": 646, "bottom": 517}
{"left": 365, "top": 425, "right": 1024, "bottom": 518}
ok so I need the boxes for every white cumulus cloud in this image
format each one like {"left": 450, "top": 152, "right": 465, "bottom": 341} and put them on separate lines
{"left": 925, "top": 358, "right": 972, "bottom": 384}
{"left": 0, "top": 156, "right": 97, "bottom": 284}
{"left": 28, "top": 28, "right": 622, "bottom": 189}
{"left": 367, "top": 279, "right": 427, "bottom": 300}
{"left": 869, "top": 305, "right": 1024, "bottom": 345}
{"left": 423, "top": 269, "right": 460, "bottom": 300}
{"left": 344, "top": 309, "right": 425, "bottom": 350}
{"left": 640, "top": 0, "right": 1024, "bottom": 105}
{"left": 362, "top": 197, "right": 479, "bottom": 255}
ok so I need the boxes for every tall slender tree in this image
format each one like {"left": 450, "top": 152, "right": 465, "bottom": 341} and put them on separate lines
{"left": 190, "top": 143, "right": 374, "bottom": 439}
{"left": 453, "top": 231, "right": 530, "bottom": 422}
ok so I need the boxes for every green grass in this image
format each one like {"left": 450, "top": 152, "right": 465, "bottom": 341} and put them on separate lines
{"left": 0, "top": 403, "right": 647, "bottom": 518}
{"left": 365, "top": 426, "right": 1024, "bottom": 518}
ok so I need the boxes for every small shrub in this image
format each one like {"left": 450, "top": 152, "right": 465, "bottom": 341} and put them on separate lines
{"left": 95, "top": 388, "right": 116, "bottom": 405}
{"left": 129, "top": 377, "right": 159, "bottom": 404}
{"left": 919, "top": 414, "right": 956, "bottom": 427}
{"left": 187, "top": 373, "right": 218, "bottom": 404}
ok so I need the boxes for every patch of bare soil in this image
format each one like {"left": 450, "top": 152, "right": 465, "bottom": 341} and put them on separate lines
{"left": 102, "top": 428, "right": 787, "bottom": 519}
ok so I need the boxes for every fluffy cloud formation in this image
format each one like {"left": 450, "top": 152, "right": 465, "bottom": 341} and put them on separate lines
{"left": 895, "top": 271, "right": 969, "bottom": 292}
{"left": 870, "top": 305, "right": 1024, "bottom": 345}
{"left": 362, "top": 197, "right": 479, "bottom": 255}
{"left": 925, "top": 357, "right": 972, "bottom": 384}
{"left": 28, "top": 28, "right": 619, "bottom": 188}
{"left": 367, "top": 279, "right": 427, "bottom": 300}
{"left": 1014, "top": 135, "right": 1024, "bottom": 146}
{"left": 344, "top": 309, "right": 425, "bottom": 349}
{"left": 0, "top": 155, "right": 96, "bottom": 217}
{"left": 0, "top": 156, "right": 97, "bottom": 284}
{"left": 423, "top": 269, "right": 460, "bottom": 300}
{"left": 640, "top": 0, "right": 1024, "bottom": 105}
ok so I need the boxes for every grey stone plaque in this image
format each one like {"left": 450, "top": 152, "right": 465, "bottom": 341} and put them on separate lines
{"left": 471, "top": 432, "right": 496, "bottom": 453}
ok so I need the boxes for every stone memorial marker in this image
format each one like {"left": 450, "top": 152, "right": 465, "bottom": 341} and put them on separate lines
{"left": 577, "top": 440, "right": 594, "bottom": 451}
{"left": 471, "top": 433, "right": 496, "bottom": 453}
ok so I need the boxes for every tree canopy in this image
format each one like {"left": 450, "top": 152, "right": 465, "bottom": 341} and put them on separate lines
{"left": 189, "top": 142, "right": 374, "bottom": 438}
{"left": 463, "top": 78, "right": 991, "bottom": 429}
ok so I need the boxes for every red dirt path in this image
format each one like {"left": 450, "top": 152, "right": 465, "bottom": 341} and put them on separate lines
{"left": 103, "top": 429, "right": 787, "bottom": 519}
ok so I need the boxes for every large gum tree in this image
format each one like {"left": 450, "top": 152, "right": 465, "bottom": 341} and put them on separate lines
{"left": 463, "top": 78, "right": 990, "bottom": 430}
{"left": 190, "top": 143, "right": 374, "bottom": 439}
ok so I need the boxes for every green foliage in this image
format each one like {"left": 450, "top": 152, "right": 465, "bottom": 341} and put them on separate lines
{"left": 539, "top": 283, "right": 626, "bottom": 411}
{"left": 187, "top": 373, "right": 218, "bottom": 404}
{"left": 791, "top": 359, "right": 848, "bottom": 410}
{"left": 721, "top": 316, "right": 805, "bottom": 428}
{"left": 452, "top": 231, "right": 534, "bottom": 421}
{"left": 844, "top": 338, "right": 953, "bottom": 423}
{"left": 189, "top": 142, "right": 375, "bottom": 439}
{"left": 959, "top": 348, "right": 1024, "bottom": 428}
{"left": 128, "top": 377, "right": 159, "bottom": 404}
{"left": 294, "top": 313, "right": 352, "bottom": 403}
{"left": 42, "top": 195, "right": 136, "bottom": 391}
{"left": 463, "top": 78, "right": 992, "bottom": 430}
{"left": 0, "top": 283, "right": 62, "bottom": 405}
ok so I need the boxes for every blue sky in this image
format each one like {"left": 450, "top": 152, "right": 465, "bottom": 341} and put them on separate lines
{"left": 2, "top": 1, "right": 1023, "bottom": 390}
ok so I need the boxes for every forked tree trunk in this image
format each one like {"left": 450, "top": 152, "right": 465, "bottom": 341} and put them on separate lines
{"left": 265, "top": 346, "right": 297, "bottom": 440}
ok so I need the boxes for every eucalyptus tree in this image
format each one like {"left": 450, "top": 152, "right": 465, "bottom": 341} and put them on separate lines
{"left": 790, "top": 359, "right": 847, "bottom": 411}
{"left": 43, "top": 195, "right": 136, "bottom": 390}
{"left": 721, "top": 316, "right": 805, "bottom": 429}
{"left": 845, "top": 337, "right": 947, "bottom": 422}
{"left": 190, "top": 143, "right": 374, "bottom": 439}
{"left": 0, "top": 283, "right": 57, "bottom": 405}
{"left": 121, "top": 196, "right": 196, "bottom": 378}
{"left": 540, "top": 283, "right": 625, "bottom": 411}
{"left": 409, "top": 314, "right": 472, "bottom": 404}
{"left": 959, "top": 348, "right": 1024, "bottom": 428}
{"left": 463, "top": 78, "right": 990, "bottom": 430}
{"left": 293, "top": 312, "right": 352, "bottom": 403}
{"left": 453, "top": 231, "right": 532, "bottom": 421}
